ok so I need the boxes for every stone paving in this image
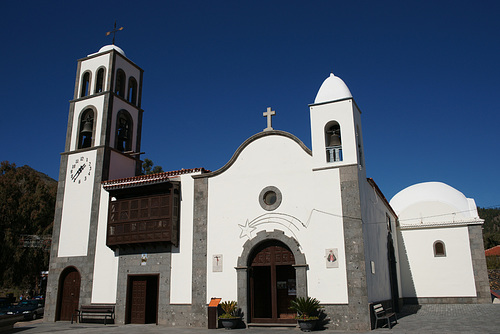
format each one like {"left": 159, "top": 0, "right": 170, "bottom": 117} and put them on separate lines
{"left": 4, "top": 304, "right": 500, "bottom": 334}
{"left": 383, "top": 304, "right": 500, "bottom": 334}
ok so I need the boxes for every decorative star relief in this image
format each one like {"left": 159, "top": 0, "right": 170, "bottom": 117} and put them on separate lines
{"left": 238, "top": 219, "right": 257, "bottom": 239}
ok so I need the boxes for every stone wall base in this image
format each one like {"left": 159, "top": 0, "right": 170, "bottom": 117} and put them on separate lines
{"left": 162, "top": 304, "right": 207, "bottom": 327}
{"left": 403, "top": 296, "right": 491, "bottom": 304}
{"left": 320, "top": 304, "right": 371, "bottom": 331}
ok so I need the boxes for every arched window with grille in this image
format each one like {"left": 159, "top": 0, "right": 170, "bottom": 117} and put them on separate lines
{"left": 128, "top": 77, "right": 138, "bottom": 105}
{"left": 115, "top": 69, "right": 126, "bottom": 98}
{"left": 78, "top": 109, "right": 95, "bottom": 149}
{"left": 324, "top": 121, "right": 342, "bottom": 162}
{"left": 433, "top": 241, "right": 446, "bottom": 257}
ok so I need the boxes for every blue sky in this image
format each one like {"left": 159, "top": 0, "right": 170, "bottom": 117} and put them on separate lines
{"left": 1, "top": 1, "right": 499, "bottom": 208}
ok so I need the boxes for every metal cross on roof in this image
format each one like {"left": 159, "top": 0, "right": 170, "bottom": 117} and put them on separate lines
{"left": 106, "top": 21, "right": 124, "bottom": 45}
{"left": 263, "top": 107, "right": 275, "bottom": 131}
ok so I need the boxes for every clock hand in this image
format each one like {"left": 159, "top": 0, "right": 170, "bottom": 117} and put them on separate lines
{"left": 71, "top": 164, "right": 86, "bottom": 182}
{"left": 72, "top": 167, "right": 83, "bottom": 182}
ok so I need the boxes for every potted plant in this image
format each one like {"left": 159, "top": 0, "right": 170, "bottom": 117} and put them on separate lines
{"left": 289, "top": 296, "right": 321, "bottom": 332}
{"left": 219, "top": 300, "right": 240, "bottom": 329}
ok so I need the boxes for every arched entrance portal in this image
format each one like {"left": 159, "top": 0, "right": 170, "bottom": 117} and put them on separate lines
{"left": 249, "top": 240, "right": 296, "bottom": 324}
{"left": 56, "top": 267, "right": 81, "bottom": 321}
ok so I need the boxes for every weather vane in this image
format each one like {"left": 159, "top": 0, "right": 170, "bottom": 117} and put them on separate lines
{"left": 106, "top": 21, "right": 124, "bottom": 45}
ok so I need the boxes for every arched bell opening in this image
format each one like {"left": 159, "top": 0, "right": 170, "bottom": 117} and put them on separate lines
{"left": 115, "top": 69, "right": 126, "bottom": 98}
{"left": 78, "top": 108, "right": 95, "bottom": 149}
{"left": 324, "top": 121, "right": 342, "bottom": 162}
{"left": 115, "top": 110, "right": 133, "bottom": 152}
{"left": 95, "top": 67, "right": 105, "bottom": 94}
{"left": 55, "top": 266, "right": 81, "bottom": 321}
{"left": 80, "top": 71, "right": 91, "bottom": 98}
{"left": 127, "top": 77, "right": 138, "bottom": 105}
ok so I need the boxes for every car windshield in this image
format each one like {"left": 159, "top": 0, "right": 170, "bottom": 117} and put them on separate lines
{"left": 19, "top": 300, "right": 37, "bottom": 306}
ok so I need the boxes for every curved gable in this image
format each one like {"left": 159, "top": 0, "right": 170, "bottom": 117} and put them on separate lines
{"left": 194, "top": 130, "right": 311, "bottom": 179}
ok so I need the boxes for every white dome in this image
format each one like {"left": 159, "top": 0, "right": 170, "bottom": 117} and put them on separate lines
{"left": 88, "top": 45, "right": 126, "bottom": 57}
{"left": 390, "top": 182, "right": 479, "bottom": 226}
{"left": 314, "top": 73, "right": 352, "bottom": 104}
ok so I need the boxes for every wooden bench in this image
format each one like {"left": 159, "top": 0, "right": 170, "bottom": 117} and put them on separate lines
{"left": 71, "top": 305, "right": 115, "bottom": 325}
{"left": 373, "top": 303, "right": 397, "bottom": 329}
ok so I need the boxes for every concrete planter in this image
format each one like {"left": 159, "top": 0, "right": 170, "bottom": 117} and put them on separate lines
{"left": 219, "top": 317, "right": 241, "bottom": 329}
{"left": 297, "top": 319, "right": 317, "bottom": 332}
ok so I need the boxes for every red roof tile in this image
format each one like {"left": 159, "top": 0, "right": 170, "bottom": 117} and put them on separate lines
{"left": 485, "top": 245, "right": 500, "bottom": 257}
{"left": 102, "top": 167, "right": 210, "bottom": 190}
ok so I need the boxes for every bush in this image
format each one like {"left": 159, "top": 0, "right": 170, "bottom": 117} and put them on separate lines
{"left": 219, "top": 300, "right": 238, "bottom": 319}
{"left": 486, "top": 256, "right": 500, "bottom": 270}
{"left": 289, "top": 296, "right": 321, "bottom": 320}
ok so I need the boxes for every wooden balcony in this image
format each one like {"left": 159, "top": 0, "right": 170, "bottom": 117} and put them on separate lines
{"left": 106, "top": 183, "right": 180, "bottom": 250}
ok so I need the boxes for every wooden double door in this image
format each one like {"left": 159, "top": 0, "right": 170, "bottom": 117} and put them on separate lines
{"left": 126, "top": 275, "right": 158, "bottom": 324}
{"left": 249, "top": 241, "right": 296, "bottom": 324}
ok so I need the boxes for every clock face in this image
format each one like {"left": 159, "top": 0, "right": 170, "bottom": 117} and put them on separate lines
{"left": 69, "top": 155, "right": 93, "bottom": 185}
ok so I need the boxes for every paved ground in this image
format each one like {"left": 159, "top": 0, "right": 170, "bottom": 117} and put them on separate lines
{"left": 4, "top": 304, "right": 500, "bottom": 334}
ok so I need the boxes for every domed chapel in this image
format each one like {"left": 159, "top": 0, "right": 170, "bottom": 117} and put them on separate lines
{"left": 45, "top": 45, "right": 490, "bottom": 330}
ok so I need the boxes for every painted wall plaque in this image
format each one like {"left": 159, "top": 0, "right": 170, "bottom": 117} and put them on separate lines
{"left": 326, "top": 248, "right": 339, "bottom": 268}
{"left": 213, "top": 254, "right": 223, "bottom": 272}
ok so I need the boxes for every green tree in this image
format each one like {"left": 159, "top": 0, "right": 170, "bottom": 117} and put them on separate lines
{"left": 0, "top": 161, "right": 57, "bottom": 293}
{"left": 142, "top": 158, "right": 164, "bottom": 175}
{"left": 478, "top": 207, "right": 500, "bottom": 250}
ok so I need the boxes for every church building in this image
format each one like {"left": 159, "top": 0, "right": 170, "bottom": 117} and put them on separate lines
{"left": 45, "top": 45, "right": 490, "bottom": 330}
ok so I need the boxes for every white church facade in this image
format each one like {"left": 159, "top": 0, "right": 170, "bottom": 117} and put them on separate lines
{"left": 45, "top": 45, "right": 490, "bottom": 330}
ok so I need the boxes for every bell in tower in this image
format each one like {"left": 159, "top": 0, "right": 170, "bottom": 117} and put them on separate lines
{"left": 115, "top": 112, "right": 133, "bottom": 152}
{"left": 79, "top": 110, "right": 94, "bottom": 149}
{"left": 117, "top": 117, "right": 129, "bottom": 152}
{"left": 325, "top": 122, "right": 342, "bottom": 162}
{"left": 326, "top": 124, "right": 341, "bottom": 147}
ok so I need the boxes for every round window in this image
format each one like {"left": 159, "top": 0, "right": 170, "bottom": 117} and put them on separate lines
{"left": 259, "top": 186, "right": 282, "bottom": 211}
{"left": 263, "top": 191, "right": 277, "bottom": 205}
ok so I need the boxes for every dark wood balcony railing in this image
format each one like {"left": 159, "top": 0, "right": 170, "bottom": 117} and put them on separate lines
{"left": 106, "top": 184, "right": 180, "bottom": 250}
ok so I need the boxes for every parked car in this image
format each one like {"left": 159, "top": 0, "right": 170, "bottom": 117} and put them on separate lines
{"left": 0, "top": 298, "right": 13, "bottom": 316}
{"left": 6, "top": 299, "right": 44, "bottom": 320}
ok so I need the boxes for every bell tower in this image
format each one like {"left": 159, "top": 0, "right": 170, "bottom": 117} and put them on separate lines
{"left": 309, "top": 73, "right": 365, "bottom": 173}
{"left": 309, "top": 73, "right": 371, "bottom": 328}
{"left": 45, "top": 44, "right": 144, "bottom": 321}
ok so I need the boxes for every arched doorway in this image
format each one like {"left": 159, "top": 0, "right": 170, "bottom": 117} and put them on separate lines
{"left": 56, "top": 267, "right": 81, "bottom": 321}
{"left": 249, "top": 240, "right": 296, "bottom": 324}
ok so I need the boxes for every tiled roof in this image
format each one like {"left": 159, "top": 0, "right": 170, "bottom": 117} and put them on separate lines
{"left": 102, "top": 167, "right": 210, "bottom": 190}
{"left": 485, "top": 245, "right": 500, "bottom": 257}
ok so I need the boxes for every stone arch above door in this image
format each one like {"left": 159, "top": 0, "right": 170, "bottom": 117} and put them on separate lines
{"left": 237, "top": 230, "right": 306, "bottom": 267}
{"left": 236, "top": 230, "right": 308, "bottom": 323}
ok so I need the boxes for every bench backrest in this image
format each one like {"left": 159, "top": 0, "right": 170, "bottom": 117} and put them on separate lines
{"left": 80, "top": 305, "right": 114, "bottom": 313}
{"left": 373, "top": 304, "right": 385, "bottom": 316}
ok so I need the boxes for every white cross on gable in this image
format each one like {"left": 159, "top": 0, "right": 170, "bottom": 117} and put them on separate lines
{"left": 263, "top": 107, "right": 275, "bottom": 131}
